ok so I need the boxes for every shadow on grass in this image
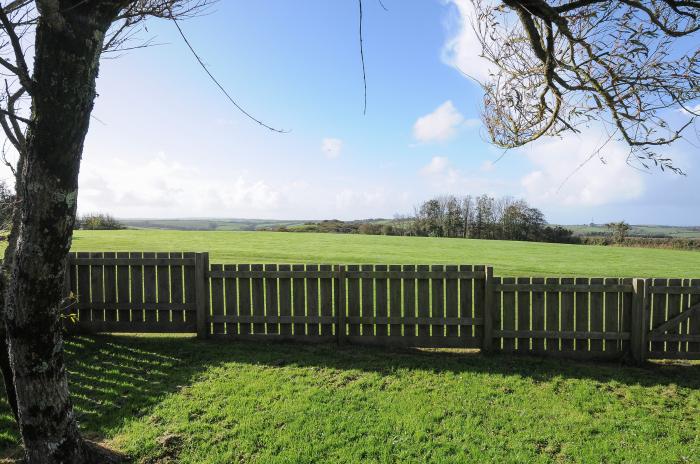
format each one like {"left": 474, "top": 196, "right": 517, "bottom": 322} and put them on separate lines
{"left": 0, "top": 333, "right": 699, "bottom": 453}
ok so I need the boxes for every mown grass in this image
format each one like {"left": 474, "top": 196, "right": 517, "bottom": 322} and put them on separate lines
{"left": 68, "top": 230, "right": 700, "bottom": 278}
{"left": 1, "top": 335, "right": 698, "bottom": 463}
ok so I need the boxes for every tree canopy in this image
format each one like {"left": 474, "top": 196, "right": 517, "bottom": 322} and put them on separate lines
{"left": 472, "top": 0, "right": 700, "bottom": 172}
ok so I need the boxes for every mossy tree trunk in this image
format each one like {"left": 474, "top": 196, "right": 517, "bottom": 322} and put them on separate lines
{"left": 2, "top": 2, "right": 125, "bottom": 463}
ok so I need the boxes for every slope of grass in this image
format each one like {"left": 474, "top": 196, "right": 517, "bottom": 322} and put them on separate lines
{"left": 69, "top": 230, "right": 700, "bottom": 278}
{"left": 1, "top": 335, "right": 698, "bottom": 463}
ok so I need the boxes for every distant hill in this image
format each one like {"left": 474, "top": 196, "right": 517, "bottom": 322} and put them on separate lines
{"left": 121, "top": 219, "right": 700, "bottom": 239}
{"left": 564, "top": 224, "right": 700, "bottom": 239}
{"left": 121, "top": 218, "right": 308, "bottom": 231}
{"left": 120, "top": 218, "right": 390, "bottom": 232}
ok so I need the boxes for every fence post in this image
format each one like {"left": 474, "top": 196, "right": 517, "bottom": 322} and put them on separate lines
{"left": 630, "top": 278, "right": 648, "bottom": 364}
{"left": 336, "top": 264, "right": 346, "bottom": 346}
{"left": 482, "top": 266, "right": 495, "bottom": 352}
{"left": 195, "top": 252, "right": 210, "bottom": 339}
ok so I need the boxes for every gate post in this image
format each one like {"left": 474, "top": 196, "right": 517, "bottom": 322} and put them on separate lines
{"left": 630, "top": 278, "right": 648, "bottom": 364}
{"left": 482, "top": 266, "right": 495, "bottom": 352}
{"left": 195, "top": 252, "right": 210, "bottom": 339}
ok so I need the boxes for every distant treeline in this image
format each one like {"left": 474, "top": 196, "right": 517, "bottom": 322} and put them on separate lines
{"left": 76, "top": 213, "right": 125, "bottom": 230}
{"left": 272, "top": 219, "right": 395, "bottom": 235}
{"left": 581, "top": 236, "right": 700, "bottom": 251}
{"left": 404, "top": 195, "right": 576, "bottom": 243}
{"left": 270, "top": 195, "right": 577, "bottom": 244}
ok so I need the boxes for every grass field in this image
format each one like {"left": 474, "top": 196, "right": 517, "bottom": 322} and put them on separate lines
{"left": 1, "top": 335, "right": 698, "bottom": 463}
{"left": 69, "top": 230, "right": 700, "bottom": 278}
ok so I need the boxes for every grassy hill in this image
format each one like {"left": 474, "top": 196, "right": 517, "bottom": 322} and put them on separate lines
{"left": 70, "top": 230, "right": 700, "bottom": 278}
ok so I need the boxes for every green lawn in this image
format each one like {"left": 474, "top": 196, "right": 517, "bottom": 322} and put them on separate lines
{"left": 1, "top": 335, "right": 698, "bottom": 463}
{"left": 69, "top": 230, "right": 700, "bottom": 278}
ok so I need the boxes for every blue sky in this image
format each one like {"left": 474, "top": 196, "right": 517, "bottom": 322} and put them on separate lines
{"left": 72, "top": 0, "right": 700, "bottom": 225}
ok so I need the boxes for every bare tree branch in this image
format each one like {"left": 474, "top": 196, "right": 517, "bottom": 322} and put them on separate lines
{"left": 470, "top": 0, "right": 700, "bottom": 173}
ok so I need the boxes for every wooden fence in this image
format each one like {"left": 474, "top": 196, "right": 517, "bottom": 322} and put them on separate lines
{"left": 66, "top": 252, "right": 700, "bottom": 363}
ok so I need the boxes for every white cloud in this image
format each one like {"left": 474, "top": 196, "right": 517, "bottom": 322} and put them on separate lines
{"left": 420, "top": 156, "right": 451, "bottom": 175}
{"left": 321, "top": 138, "right": 343, "bottom": 159}
{"left": 521, "top": 130, "right": 645, "bottom": 206}
{"left": 463, "top": 118, "right": 481, "bottom": 128}
{"left": 480, "top": 160, "right": 495, "bottom": 172}
{"left": 335, "top": 188, "right": 387, "bottom": 211}
{"left": 441, "top": 0, "right": 495, "bottom": 83}
{"left": 413, "top": 101, "right": 466, "bottom": 143}
{"left": 419, "top": 156, "right": 510, "bottom": 194}
{"left": 78, "top": 152, "right": 280, "bottom": 217}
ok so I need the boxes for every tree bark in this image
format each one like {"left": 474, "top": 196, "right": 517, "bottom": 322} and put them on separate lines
{"left": 2, "top": 3, "right": 124, "bottom": 463}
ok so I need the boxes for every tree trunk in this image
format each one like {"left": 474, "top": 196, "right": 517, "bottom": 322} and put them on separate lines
{"left": 2, "top": 3, "right": 122, "bottom": 463}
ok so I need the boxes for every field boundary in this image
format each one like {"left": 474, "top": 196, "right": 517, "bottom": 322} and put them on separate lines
{"left": 65, "top": 252, "right": 700, "bottom": 363}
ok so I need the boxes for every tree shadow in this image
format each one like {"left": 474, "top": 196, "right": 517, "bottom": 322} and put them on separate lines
{"left": 0, "top": 334, "right": 698, "bottom": 455}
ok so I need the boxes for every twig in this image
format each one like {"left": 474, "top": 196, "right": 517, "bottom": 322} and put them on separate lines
{"left": 358, "top": 0, "right": 367, "bottom": 115}
{"left": 170, "top": 15, "right": 288, "bottom": 133}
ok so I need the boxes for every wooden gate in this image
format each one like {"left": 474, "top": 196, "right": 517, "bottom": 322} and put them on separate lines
{"left": 645, "top": 278, "right": 700, "bottom": 360}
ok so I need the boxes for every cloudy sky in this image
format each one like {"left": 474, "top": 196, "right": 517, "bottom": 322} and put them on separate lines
{"left": 55, "top": 0, "right": 700, "bottom": 224}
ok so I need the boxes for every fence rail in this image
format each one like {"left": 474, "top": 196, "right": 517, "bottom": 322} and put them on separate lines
{"left": 65, "top": 252, "right": 700, "bottom": 363}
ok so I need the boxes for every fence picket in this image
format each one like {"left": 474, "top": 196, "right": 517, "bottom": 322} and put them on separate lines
{"left": 389, "top": 264, "right": 401, "bottom": 337}
{"left": 320, "top": 264, "right": 333, "bottom": 336}
{"left": 143, "top": 252, "right": 156, "bottom": 324}
{"left": 445, "top": 265, "right": 458, "bottom": 339}
{"left": 545, "top": 277, "right": 559, "bottom": 352}
{"left": 238, "top": 264, "right": 252, "bottom": 336}
{"left": 561, "top": 278, "right": 574, "bottom": 352}
{"left": 130, "top": 252, "right": 144, "bottom": 323}
{"left": 115, "top": 252, "right": 129, "bottom": 323}
{"left": 170, "top": 252, "right": 184, "bottom": 324}
{"left": 278, "top": 264, "right": 292, "bottom": 336}
{"left": 432, "top": 265, "right": 445, "bottom": 338}
{"left": 183, "top": 252, "right": 196, "bottom": 326}
{"left": 575, "top": 277, "right": 589, "bottom": 352}
{"left": 502, "top": 277, "right": 516, "bottom": 353}
{"left": 361, "top": 264, "right": 374, "bottom": 337}
{"left": 689, "top": 278, "right": 700, "bottom": 354}
{"left": 403, "top": 265, "right": 416, "bottom": 338}
{"left": 462, "top": 265, "right": 475, "bottom": 343}
{"left": 223, "top": 264, "right": 238, "bottom": 335}
{"left": 621, "top": 278, "right": 633, "bottom": 355}
{"left": 531, "top": 277, "right": 545, "bottom": 353}
{"left": 651, "top": 278, "right": 667, "bottom": 353}
{"left": 103, "top": 252, "right": 117, "bottom": 323}
{"left": 266, "top": 264, "right": 279, "bottom": 335}
{"left": 666, "top": 278, "right": 682, "bottom": 353}
{"left": 589, "top": 278, "right": 604, "bottom": 352}
{"left": 347, "top": 265, "right": 360, "bottom": 337}
{"left": 306, "top": 264, "right": 320, "bottom": 337}
{"left": 210, "top": 263, "right": 225, "bottom": 335}
{"left": 494, "top": 276, "right": 503, "bottom": 351}
{"left": 90, "top": 252, "right": 104, "bottom": 323}
{"left": 604, "top": 277, "right": 620, "bottom": 354}
{"left": 417, "top": 265, "right": 430, "bottom": 339}
{"left": 516, "top": 276, "right": 530, "bottom": 353}
{"left": 375, "top": 265, "right": 388, "bottom": 337}
{"left": 156, "top": 252, "right": 170, "bottom": 324}
{"left": 252, "top": 264, "right": 265, "bottom": 335}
